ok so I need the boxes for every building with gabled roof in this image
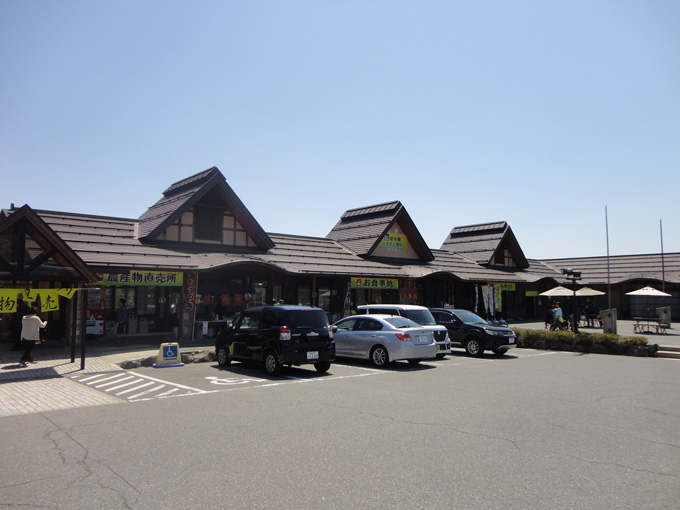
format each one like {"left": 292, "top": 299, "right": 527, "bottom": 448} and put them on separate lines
{"left": 1, "top": 166, "right": 677, "bottom": 342}
{"left": 138, "top": 167, "right": 274, "bottom": 250}
{"left": 327, "top": 200, "right": 433, "bottom": 261}
{"left": 441, "top": 221, "right": 529, "bottom": 268}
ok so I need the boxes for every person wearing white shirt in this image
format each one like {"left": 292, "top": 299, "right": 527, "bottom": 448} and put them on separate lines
{"left": 19, "top": 307, "right": 47, "bottom": 366}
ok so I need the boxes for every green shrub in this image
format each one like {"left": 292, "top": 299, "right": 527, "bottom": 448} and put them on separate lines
{"left": 512, "top": 328, "right": 647, "bottom": 356}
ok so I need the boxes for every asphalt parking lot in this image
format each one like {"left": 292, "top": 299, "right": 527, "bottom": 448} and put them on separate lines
{"left": 1, "top": 342, "right": 679, "bottom": 509}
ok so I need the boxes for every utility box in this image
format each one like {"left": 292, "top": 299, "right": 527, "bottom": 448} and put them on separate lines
{"left": 601, "top": 308, "right": 617, "bottom": 335}
{"left": 656, "top": 306, "right": 671, "bottom": 327}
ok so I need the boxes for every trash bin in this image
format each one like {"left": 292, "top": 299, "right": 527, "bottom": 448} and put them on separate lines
{"left": 601, "top": 308, "right": 617, "bottom": 335}
{"left": 656, "top": 306, "right": 671, "bottom": 328}
{"left": 139, "top": 318, "right": 149, "bottom": 334}
{"left": 128, "top": 316, "right": 138, "bottom": 334}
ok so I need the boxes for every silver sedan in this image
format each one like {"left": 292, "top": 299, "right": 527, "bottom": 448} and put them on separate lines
{"left": 333, "top": 314, "right": 436, "bottom": 367}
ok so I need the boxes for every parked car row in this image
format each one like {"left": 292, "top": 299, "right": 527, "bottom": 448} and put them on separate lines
{"left": 215, "top": 304, "right": 517, "bottom": 376}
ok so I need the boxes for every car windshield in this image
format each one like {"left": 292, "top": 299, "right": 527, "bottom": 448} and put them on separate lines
{"left": 383, "top": 316, "right": 421, "bottom": 329}
{"left": 284, "top": 310, "right": 329, "bottom": 329}
{"left": 454, "top": 310, "right": 489, "bottom": 325}
{"left": 403, "top": 309, "right": 436, "bottom": 326}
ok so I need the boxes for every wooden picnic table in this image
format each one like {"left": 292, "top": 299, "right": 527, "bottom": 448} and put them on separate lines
{"left": 632, "top": 317, "right": 668, "bottom": 334}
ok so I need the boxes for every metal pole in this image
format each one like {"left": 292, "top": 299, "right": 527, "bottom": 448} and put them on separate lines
{"left": 660, "top": 219, "right": 665, "bottom": 294}
{"left": 605, "top": 206, "right": 612, "bottom": 310}
{"left": 80, "top": 288, "right": 87, "bottom": 370}
{"left": 70, "top": 291, "right": 78, "bottom": 363}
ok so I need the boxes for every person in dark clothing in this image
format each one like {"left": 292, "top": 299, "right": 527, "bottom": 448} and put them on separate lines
{"left": 544, "top": 306, "right": 554, "bottom": 330}
{"left": 116, "top": 299, "right": 128, "bottom": 335}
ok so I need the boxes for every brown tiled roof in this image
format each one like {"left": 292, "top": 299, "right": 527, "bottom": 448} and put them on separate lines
{"left": 441, "top": 221, "right": 529, "bottom": 268}
{"left": 541, "top": 253, "right": 680, "bottom": 285}
{"left": 137, "top": 167, "right": 274, "bottom": 250}
{"left": 18, "top": 207, "right": 679, "bottom": 287}
{"left": 327, "top": 201, "right": 434, "bottom": 261}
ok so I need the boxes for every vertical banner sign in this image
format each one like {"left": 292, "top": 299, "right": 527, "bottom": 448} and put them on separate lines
{"left": 182, "top": 272, "right": 198, "bottom": 312}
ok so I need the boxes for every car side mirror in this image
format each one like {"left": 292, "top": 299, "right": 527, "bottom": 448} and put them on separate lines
{"left": 331, "top": 325, "right": 338, "bottom": 333}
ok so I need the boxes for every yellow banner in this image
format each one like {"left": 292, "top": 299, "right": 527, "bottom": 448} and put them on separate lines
{"left": 97, "top": 271, "right": 183, "bottom": 286}
{"left": 0, "top": 288, "right": 77, "bottom": 313}
{"left": 490, "top": 282, "right": 516, "bottom": 291}
{"left": 350, "top": 278, "right": 399, "bottom": 289}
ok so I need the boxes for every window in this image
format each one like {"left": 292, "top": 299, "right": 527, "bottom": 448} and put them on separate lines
{"left": 238, "top": 311, "right": 262, "bottom": 329}
{"left": 194, "top": 206, "right": 223, "bottom": 241}
{"left": 495, "top": 247, "right": 515, "bottom": 267}
{"left": 356, "top": 319, "right": 383, "bottom": 331}
{"left": 337, "top": 319, "right": 357, "bottom": 331}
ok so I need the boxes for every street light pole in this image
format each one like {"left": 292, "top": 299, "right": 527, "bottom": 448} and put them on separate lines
{"left": 562, "top": 268, "right": 582, "bottom": 333}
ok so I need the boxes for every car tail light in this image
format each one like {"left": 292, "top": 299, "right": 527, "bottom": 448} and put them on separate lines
{"left": 395, "top": 333, "right": 411, "bottom": 342}
{"left": 280, "top": 326, "right": 291, "bottom": 341}
{"left": 328, "top": 325, "right": 334, "bottom": 339}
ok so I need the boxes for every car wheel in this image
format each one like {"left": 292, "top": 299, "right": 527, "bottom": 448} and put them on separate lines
{"left": 370, "top": 345, "right": 389, "bottom": 367}
{"left": 216, "top": 345, "right": 231, "bottom": 367}
{"left": 493, "top": 347, "right": 509, "bottom": 356}
{"left": 264, "top": 351, "right": 282, "bottom": 375}
{"left": 314, "top": 361, "right": 331, "bottom": 373}
{"left": 464, "top": 337, "right": 484, "bottom": 357}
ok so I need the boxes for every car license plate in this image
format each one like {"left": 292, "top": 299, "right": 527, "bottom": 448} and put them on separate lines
{"left": 307, "top": 351, "right": 319, "bottom": 360}
{"left": 417, "top": 335, "right": 428, "bottom": 345}
{"left": 509, "top": 339, "right": 515, "bottom": 344}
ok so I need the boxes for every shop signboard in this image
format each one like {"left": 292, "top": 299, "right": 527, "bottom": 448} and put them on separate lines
{"left": 182, "top": 272, "right": 198, "bottom": 312}
{"left": 350, "top": 278, "right": 399, "bottom": 289}
{"left": 490, "top": 282, "right": 516, "bottom": 291}
{"left": 97, "top": 271, "right": 183, "bottom": 286}
{"left": 378, "top": 233, "right": 408, "bottom": 251}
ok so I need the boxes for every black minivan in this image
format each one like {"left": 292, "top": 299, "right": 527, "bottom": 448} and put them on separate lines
{"left": 215, "top": 305, "right": 335, "bottom": 375}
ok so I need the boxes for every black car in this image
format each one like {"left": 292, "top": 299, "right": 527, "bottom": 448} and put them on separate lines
{"left": 215, "top": 305, "right": 335, "bottom": 375}
{"left": 430, "top": 308, "right": 516, "bottom": 357}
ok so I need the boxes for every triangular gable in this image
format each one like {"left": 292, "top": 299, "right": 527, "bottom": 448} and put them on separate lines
{"left": 138, "top": 167, "right": 274, "bottom": 250}
{"left": 0, "top": 205, "right": 97, "bottom": 282}
{"left": 441, "top": 221, "right": 529, "bottom": 269}
{"left": 327, "top": 201, "right": 434, "bottom": 261}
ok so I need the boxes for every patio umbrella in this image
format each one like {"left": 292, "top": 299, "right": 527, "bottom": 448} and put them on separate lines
{"left": 625, "top": 286, "right": 671, "bottom": 297}
{"left": 576, "top": 287, "right": 605, "bottom": 296}
{"left": 539, "top": 286, "right": 574, "bottom": 297}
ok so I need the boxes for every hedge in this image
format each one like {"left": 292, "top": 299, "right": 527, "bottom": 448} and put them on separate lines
{"left": 511, "top": 328, "right": 657, "bottom": 357}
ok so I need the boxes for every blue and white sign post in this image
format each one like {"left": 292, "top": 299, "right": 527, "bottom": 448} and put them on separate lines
{"left": 153, "top": 342, "right": 185, "bottom": 368}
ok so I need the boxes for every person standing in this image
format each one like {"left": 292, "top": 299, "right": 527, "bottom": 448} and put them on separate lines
{"left": 550, "top": 303, "right": 563, "bottom": 331}
{"left": 19, "top": 307, "right": 47, "bottom": 367}
{"left": 115, "top": 299, "right": 128, "bottom": 335}
{"left": 543, "top": 305, "right": 554, "bottom": 330}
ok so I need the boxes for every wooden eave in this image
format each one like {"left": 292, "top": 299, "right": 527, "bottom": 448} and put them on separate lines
{"left": 0, "top": 205, "right": 97, "bottom": 282}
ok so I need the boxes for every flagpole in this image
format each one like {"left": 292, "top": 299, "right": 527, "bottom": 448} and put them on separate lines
{"left": 605, "top": 206, "right": 611, "bottom": 310}
{"left": 660, "top": 219, "right": 665, "bottom": 295}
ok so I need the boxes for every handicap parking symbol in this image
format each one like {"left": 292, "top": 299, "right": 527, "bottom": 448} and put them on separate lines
{"left": 163, "top": 345, "right": 178, "bottom": 358}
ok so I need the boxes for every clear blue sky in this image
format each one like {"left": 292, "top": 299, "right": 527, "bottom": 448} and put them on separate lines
{"left": 2, "top": 1, "right": 678, "bottom": 260}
